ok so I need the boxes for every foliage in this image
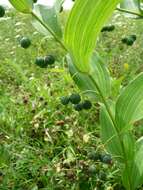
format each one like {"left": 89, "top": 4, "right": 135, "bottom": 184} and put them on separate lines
{"left": 1, "top": 0, "right": 143, "bottom": 189}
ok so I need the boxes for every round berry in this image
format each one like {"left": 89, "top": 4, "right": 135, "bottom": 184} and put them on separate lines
{"left": 130, "top": 34, "right": 136, "bottom": 41}
{"left": 98, "top": 171, "right": 106, "bottom": 181}
{"left": 82, "top": 100, "right": 92, "bottom": 110}
{"left": 69, "top": 93, "right": 81, "bottom": 104}
{"left": 35, "top": 57, "right": 46, "bottom": 68}
{"left": 20, "top": 37, "right": 31, "bottom": 49}
{"left": 108, "top": 25, "right": 115, "bottom": 31}
{"left": 88, "top": 151, "right": 101, "bottom": 161}
{"left": 44, "top": 55, "right": 55, "bottom": 65}
{"left": 60, "top": 96, "right": 70, "bottom": 105}
{"left": 126, "top": 38, "right": 134, "bottom": 46}
{"left": 100, "top": 154, "right": 112, "bottom": 164}
{"left": 121, "top": 37, "right": 128, "bottom": 44}
{"left": 122, "top": 36, "right": 135, "bottom": 46}
{"left": 0, "top": 6, "right": 5, "bottom": 17}
{"left": 101, "top": 26, "right": 109, "bottom": 32}
{"left": 60, "top": 6, "right": 63, "bottom": 13}
{"left": 74, "top": 103, "right": 83, "bottom": 111}
{"left": 33, "top": 0, "right": 38, "bottom": 3}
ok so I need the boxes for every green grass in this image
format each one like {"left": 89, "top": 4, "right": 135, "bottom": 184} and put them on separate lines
{"left": 0, "top": 9, "right": 143, "bottom": 190}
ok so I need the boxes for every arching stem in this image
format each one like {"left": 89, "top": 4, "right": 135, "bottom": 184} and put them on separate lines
{"left": 116, "top": 7, "right": 143, "bottom": 18}
{"left": 89, "top": 74, "right": 132, "bottom": 190}
{"left": 31, "top": 11, "right": 68, "bottom": 52}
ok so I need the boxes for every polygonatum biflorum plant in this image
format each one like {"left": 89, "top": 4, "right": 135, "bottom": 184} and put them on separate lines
{"left": 8, "top": 0, "right": 143, "bottom": 189}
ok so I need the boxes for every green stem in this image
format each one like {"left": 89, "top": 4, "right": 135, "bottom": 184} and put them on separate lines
{"left": 89, "top": 74, "right": 132, "bottom": 190}
{"left": 31, "top": 11, "right": 68, "bottom": 52}
{"left": 116, "top": 7, "right": 143, "bottom": 18}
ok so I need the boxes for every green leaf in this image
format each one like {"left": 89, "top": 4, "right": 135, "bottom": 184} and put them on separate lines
{"left": 120, "top": 0, "right": 139, "bottom": 11}
{"left": 120, "top": 0, "right": 143, "bottom": 17}
{"left": 122, "top": 131, "right": 135, "bottom": 162}
{"left": 115, "top": 73, "right": 143, "bottom": 130}
{"left": 54, "top": 0, "right": 65, "bottom": 13}
{"left": 121, "top": 131, "right": 135, "bottom": 190}
{"left": 100, "top": 104, "right": 123, "bottom": 161}
{"left": 67, "top": 52, "right": 111, "bottom": 101}
{"left": 64, "top": 0, "right": 121, "bottom": 73}
{"left": 100, "top": 106, "right": 136, "bottom": 188}
{"left": 32, "top": 4, "right": 62, "bottom": 38}
{"left": 9, "top": 0, "right": 33, "bottom": 13}
{"left": 129, "top": 137, "right": 143, "bottom": 189}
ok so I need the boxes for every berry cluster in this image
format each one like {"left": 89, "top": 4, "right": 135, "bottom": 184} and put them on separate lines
{"left": 121, "top": 34, "right": 136, "bottom": 46}
{"left": 101, "top": 25, "right": 115, "bottom": 32}
{"left": 35, "top": 55, "right": 55, "bottom": 68}
{"left": 101, "top": 24, "right": 137, "bottom": 47}
{"left": 20, "top": 37, "right": 55, "bottom": 68}
{"left": 60, "top": 93, "right": 92, "bottom": 111}
{"left": 87, "top": 152, "right": 112, "bottom": 182}
{"left": 88, "top": 151, "right": 112, "bottom": 165}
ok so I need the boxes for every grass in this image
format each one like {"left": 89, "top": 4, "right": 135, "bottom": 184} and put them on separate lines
{"left": 0, "top": 9, "right": 143, "bottom": 190}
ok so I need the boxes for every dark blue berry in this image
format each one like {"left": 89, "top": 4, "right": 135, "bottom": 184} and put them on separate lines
{"left": 130, "top": 34, "right": 136, "bottom": 41}
{"left": 0, "top": 6, "right": 5, "bottom": 17}
{"left": 88, "top": 151, "right": 101, "bottom": 161}
{"left": 101, "top": 25, "right": 115, "bottom": 32}
{"left": 20, "top": 37, "right": 31, "bottom": 49}
{"left": 60, "top": 96, "right": 70, "bottom": 105}
{"left": 35, "top": 57, "right": 46, "bottom": 68}
{"left": 44, "top": 55, "right": 55, "bottom": 65}
{"left": 69, "top": 93, "right": 81, "bottom": 104}
{"left": 100, "top": 154, "right": 112, "bottom": 164}
{"left": 82, "top": 100, "right": 92, "bottom": 110}
{"left": 121, "top": 35, "right": 135, "bottom": 46}
{"left": 74, "top": 103, "right": 83, "bottom": 111}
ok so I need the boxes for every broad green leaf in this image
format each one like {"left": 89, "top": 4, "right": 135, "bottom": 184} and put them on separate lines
{"left": 129, "top": 137, "right": 143, "bottom": 189}
{"left": 122, "top": 131, "right": 135, "bottom": 162}
{"left": 121, "top": 132, "right": 135, "bottom": 190}
{"left": 9, "top": 0, "right": 33, "bottom": 13}
{"left": 32, "top": 19, "right": 50, "bottom": 36}
{"left": 100, "top": 104, "right": 123, "bottom": 161}
{"left": 120, "top": 0, "right": 139, "bottom": 12}
{"left": 120, "top": 0, "right": 143, "bottom": 17}
{"left": 67, "top": 52, "right": 111, "bottom": 101}
{"left": 115, "top": 73, "right": 143, "bottom": 129}
{"left": 32, "top": 4, "right": 62, "bottom": 38}
{"left": 122, "top": 168, "right": 134, "bottom": 190}
{"left": 64, "top": 0, "right": 121, "bottom": 73}
{"left": 54, "top": 0, "right": 65, "bottom": 13}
